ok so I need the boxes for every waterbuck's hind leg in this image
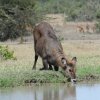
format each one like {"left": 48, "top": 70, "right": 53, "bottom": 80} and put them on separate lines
{"left": 32, "top": 54, "right": 38, "bottom": 70}
{"left": 40, "top": 59, "right": 48, "bottom": 70}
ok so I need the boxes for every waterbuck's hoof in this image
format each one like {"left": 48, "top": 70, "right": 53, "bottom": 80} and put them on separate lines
{"left": 40, "top": 67, "right": 48, "bottom": 70}
{"left": 40, "top": 68, "right": 45, "bottom": 70}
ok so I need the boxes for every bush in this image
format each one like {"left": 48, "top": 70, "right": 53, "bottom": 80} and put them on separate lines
{"left": 0, "top": 45, "right": 16, "bottom": 60}
{"left": 0, "top": 19, "right": 20, "bottom": 41}
{"left": 95, "top": 20, "right": 100, "bottom": 33}
{"left": 0, "top": 0, "right": 44, "bottom": 42}
{"left": 95, "top": 10, "right": 100, "bottom": 19}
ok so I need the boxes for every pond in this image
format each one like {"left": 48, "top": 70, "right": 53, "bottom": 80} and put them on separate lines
{"left": 0, "top": 82, "right": 100, "bottom": 100}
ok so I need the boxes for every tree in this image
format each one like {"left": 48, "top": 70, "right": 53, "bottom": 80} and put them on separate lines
{"left": 0, "top": 0, "right": 44, "bottom": 42}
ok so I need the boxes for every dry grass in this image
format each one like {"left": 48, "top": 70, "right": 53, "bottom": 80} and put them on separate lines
{"left": 0, "top": 40, "right": 100, "bottom": 69}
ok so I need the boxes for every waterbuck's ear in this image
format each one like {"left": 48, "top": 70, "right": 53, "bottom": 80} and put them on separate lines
{"left": 72, "top": 57, "right": 77, "bottom": 65}
{"left": 61, "top": 58, "right": 67, "bottom": 65}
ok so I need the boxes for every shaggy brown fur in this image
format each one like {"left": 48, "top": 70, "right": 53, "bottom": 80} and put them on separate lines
{"left": 32, "top": 22, "right": 77, "bottom": 81}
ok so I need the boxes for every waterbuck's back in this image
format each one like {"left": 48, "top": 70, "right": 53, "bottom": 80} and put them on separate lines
{"left": 33, "top": 22, "right": 63, "bottom": 58}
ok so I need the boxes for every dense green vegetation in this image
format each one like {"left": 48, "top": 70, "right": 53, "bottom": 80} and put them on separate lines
{"left": 0, "top": 0, "right": 100, "bottom": 41}
{"left": 35, "top": 0, "right": 100, "bottom": 21}
{"left": 0, "top": 0, "right": 44, "bottom": 42}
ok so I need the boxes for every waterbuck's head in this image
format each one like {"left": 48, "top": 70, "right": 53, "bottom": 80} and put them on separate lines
{"left": 61, "top": 57, "right": 77, "bottom": 83}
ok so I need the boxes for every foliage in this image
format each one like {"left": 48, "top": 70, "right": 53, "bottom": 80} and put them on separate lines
{"left": 95, "top": 20, "right": 100, "bottom": 33}
{"left": 35, "top": 0, "right": 100, "bottom": 21}
{"left": 0, "top": 18, "right": 20, "bottom": 41}
{"left": 0, "top": 0, "right": 44, "bottom": 41}
{"left": 0, "top": 45, "right": 16, "bottom": 60}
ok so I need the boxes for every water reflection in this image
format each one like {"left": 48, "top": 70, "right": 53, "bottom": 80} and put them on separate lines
{"left": 0, "top": 84, "right": 76, "bottom": 100}
{"left": 38, "top": 84, "right": 76, "bottom": 100}
{"left": 0, "top": 83, "right": 100, "bottom": 100}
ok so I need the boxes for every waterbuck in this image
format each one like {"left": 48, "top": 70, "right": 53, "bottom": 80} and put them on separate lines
{"left": 32, "top": 22, "right": 77, "bottom": 82}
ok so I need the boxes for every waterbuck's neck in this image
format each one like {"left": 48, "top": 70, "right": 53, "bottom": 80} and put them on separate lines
{"left": 53, "top": 48, "right": 67, "bottom": 67}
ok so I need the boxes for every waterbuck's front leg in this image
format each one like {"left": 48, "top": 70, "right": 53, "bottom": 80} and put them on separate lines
{"left": 49, "top": 63, "right": 53, "bottom": 70}
{"left": 40, "top": 59, "right": 48, "bottom": 70}
{"left": 54, "top": 65, "right": 59, "bottom": 71}
{"left": 32, "top": 54, "right": 38, "bottom": 70}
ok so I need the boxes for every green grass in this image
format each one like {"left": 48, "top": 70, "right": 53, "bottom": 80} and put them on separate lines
{"left": 0, "top": 67, "right": 68, "bottom": 87}
{"left": 77, "top": 66, "right": 100, "bottom": 78}
{"left": 0, "top": 64, "right": 100, "bottom": 87}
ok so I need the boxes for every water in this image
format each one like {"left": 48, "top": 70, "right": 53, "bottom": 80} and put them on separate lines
{"left": 0, "top": 82, "right": 100, "bottom": 100}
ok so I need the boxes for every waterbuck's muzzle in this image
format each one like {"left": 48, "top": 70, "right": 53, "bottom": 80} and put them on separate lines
{"left": 67, "top": 77, "right": 77, "bottom": 83}
{"left": 71, "top": 79, "right": 77, "bottom": 83}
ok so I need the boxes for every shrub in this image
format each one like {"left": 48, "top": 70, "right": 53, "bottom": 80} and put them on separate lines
{"left": 0, "top": 0, "right": 44, "bottom": 42}
{"left": 95, "top": 20, "right": 100, "bottom": 33}
{"left": 0, "top": 45, "right": 16, "bottom": 60}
